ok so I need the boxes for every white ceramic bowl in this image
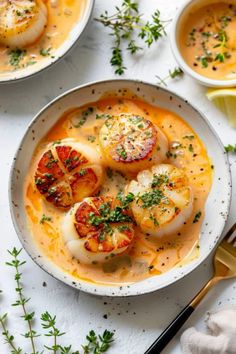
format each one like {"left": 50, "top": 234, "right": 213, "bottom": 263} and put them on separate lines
{"left": 170, "top": 0, "right": 236, "bottom": 87}
{"left": 9, "top": 80, "right": 231, "bottom": 297}
{"left": 0, "top": 0, "right": 94, "bottom": 83}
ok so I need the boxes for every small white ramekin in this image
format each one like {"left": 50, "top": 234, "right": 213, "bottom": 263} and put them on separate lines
{"left": 170, "top": 0, "right": 236, "bottom": 87}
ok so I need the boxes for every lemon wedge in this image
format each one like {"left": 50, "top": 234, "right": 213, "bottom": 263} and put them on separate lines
{"left": 206, "top": 89, "right": 236, "bottom": 127}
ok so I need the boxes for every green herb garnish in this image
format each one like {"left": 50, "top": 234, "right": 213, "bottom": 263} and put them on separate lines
{"left": 150, "top": 215, "right": 159, "bottom": 226}
{"left": 116, "top": 144, "right": 127, "bottom": 160}
{"left": 188, "top": 144, "right": 194, "bottom": 153}
{"left": 95, "top": 1, "right": 167, "bottom": 75}
{"left": 225, "top": 144, "right": 236, "bottom": 153}
{"left": 0, "top": 248, "right": 115, "bottom": 353}
{"left": 151, "top": 174, "right": 169, "bottom": 188}
{"left": 79, "top": 168, "right": 87, "bottom": 176}
{"left": 193, "top": 211, "right": 202, "bottom": 223}
{"left": 138, "top": 189, "right": 164, "bottom": 209}
{"left": 156, "top": 66, "right": 184, "bottom": 86}
{"left": 74, "top": 107, "right": 94, "bottom": 128}
{"left": 8, "top": 49, "right": 26, "bottom": 67}
{"left": 87, "top": 135, "right": 96, "bottom": 143}
{"left": 82, "top": 329, "right": 114, "bottom": 354}
{"left": 106, "top": 168, "right": 113, "bottom": 179}
{"left": 40, "top": 48, "right": 51, "bottom": 56}
{"left": 40, "top": 214, "right": 52, "bottom": 224}
{"left": 183, "top": 134, "right": 195, "bottom": 140}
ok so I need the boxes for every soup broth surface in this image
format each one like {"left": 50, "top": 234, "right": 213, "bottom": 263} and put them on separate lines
{"left": 179, "top": 2, "right": 236, "bottom": 80}
{"left": 25, "top": 97, "right": 213, "bottom": 285}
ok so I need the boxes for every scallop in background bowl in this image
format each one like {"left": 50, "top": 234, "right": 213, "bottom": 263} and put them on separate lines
{"left": 0, "top": 0, "right": 94, "bottom": 83}
{"left": 170, "top": 0, "right": 236, "bottom": 87}
{"left": 9, "top": 79, "right": 231, "bottom": 296}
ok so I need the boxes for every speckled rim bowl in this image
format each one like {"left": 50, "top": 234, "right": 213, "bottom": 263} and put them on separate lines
{"left": 170, "top": 0, "right": 236, "bottom": 87}
{"left": 0, "top": 0, "right": 94, "bottom": 84}
{"left": 9, "top": 79, "right": 231, "bottom": 297}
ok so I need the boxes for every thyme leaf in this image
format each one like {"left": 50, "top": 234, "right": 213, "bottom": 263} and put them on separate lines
{"left": 95, "top": 0, "right": 167, "bottom": 75}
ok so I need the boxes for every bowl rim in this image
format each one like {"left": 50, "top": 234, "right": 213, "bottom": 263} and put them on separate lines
{"left": 170, "top": 0, "right": 236, "bottom": 87}
{"left": 9, "top": 79, "right": 232, "bottom": 297}
{"left": 0, "top": 0, "right": 95, "bottom": 84}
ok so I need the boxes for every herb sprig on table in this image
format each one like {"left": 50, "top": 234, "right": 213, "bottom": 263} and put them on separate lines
{"left": 0, "top": 248, "right": 114, "bottom": 354}
{"left": 225, "top": 144, "right": 236, "bottom": 153}
{"left": 95, "top": 0, "right": 168, "bottom": 75}
{"left": 156, "top": 67, "right": 184, "bottom": 86}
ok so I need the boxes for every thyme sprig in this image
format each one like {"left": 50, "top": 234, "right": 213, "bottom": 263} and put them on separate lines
{"left": 225, "top": 144, "right": 236, "bottom": 153}
{"left": 0, "top": 248, "right": 115, "bottom": 354}
{"left": 41, "top": 312, "right": 66, "bottom": 353}
{"left": 0, "top": 313, "right": 22, "bottom": 354}
{"left": 82, "top": 330, "right": 114, "bottom": 354}
{"left": 156, "top": 67, "right": 184, "bottom": 86}
{"left": 6, "top": 248, "right": 39, "bottom": 353}
{"left": 95, "top": 0, "right": 168, "bottom": 74}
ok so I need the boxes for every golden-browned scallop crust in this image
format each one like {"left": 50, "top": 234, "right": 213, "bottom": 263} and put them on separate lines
{"left": 34, "top": 139, "right": 104, "bottom": 209}
{"left": 99, "top": 114, "right": 168, "bottom": 173}
{"left": 61, "top": 196, "right": 135, "bottom": 264}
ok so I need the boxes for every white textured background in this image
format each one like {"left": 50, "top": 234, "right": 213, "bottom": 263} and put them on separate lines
{"left": 0, "top": 1, "right": 236, "bottom": 353}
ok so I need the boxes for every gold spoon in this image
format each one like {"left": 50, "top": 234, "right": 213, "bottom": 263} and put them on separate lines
{"left": 144, "top": 223, "right": 236, "bottom": 354}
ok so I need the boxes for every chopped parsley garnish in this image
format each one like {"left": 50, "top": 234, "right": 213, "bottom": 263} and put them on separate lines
{"left": 193, "top": 211, "right": 202, "bottom": 223}
{"left": 52, "top": 140, "right": 61, "bottom": 146}
{"left": 88, "top": 200, "right": 133, "bottom": 241}
{"left": 129, "top": 115, "right": 143, "bottom": 124}
{"left": 116, "top": 192, "right": 135, "bottom": 208}
{"left": 151, "top": 174, "right": 169, "bottom": 188}
{"left": 74, "top": 107, "right": 94, "bottom": 128}
{"left": 138, "top": 189, "right": 164, "bottom": 209}
{"left": 150, "top": 215, "right": 159, "bottom": 226}
{"left": 44, "top": 173, "right": 53, "bottom": 179}
{"left": 40, "top": 214, "right": 52, "bottom": 224}
{"left": 137, "top": 123, "right": 144, "bottom": 128}
{"left": 183, "top": 134, "right": 195, "bottom": 140}
{"left": 87, "top": 135, "right": 96, "bottom": 143}
{"left": 96, "top": 113, "right": 113, "bottom": 120}
{"left": 116, "top": 144, "right": 127, "bottom": 160}
{"left": 79, "top": 168, "right": 87, "bottom": 176}
{"left": 225, "top": 144, "right": 236, "bottom": 153}
{"left": 145, "top": 130, "right": 152, "bottom": 137}
{"left": 200, "top": 57, "right": 209, "bottom": 68}
{"left": 188, "top": 144, "right": 194, "bottom": 153}
{"left": 106, "top": 167, "right": 113, "bottom": 179}
{"left": 64, "top": 157, "right": 72, "bottom": 166}
{"left": 26, "top": 60, "right": 36, "bottom": 66}
{"left": 40, "top": 48, "right": 51, "bottom": 56}
{"left": 45, "top": 158, "right": 58, "bottom": 169}
{"left": 166, "top": 151, "right": 177, "bottom": 159}
{"left": 117, "top": 225, "right": 130, "bottom": 232}
{"left": 8, "top": 49, "right": 26, "bottom": 67}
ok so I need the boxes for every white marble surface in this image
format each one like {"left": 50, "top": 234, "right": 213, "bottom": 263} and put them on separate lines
{"left": 0, "top": 0, "right": 236, "bottom": 353}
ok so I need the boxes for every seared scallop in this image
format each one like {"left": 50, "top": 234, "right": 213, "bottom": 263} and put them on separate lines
{"left": 0, "top": 0, "right": 48, "bottom": 48}
{"left": 61, "top": 196, "right": 135, "bottom": 264}
{"left": 127, "top": 164, "right": 193, "bottom": 237}
{"left": 99, "top": 114, "right": 168, "bottom": 173}
{"left": 34, "top": 139, "right": 104, "bottom": 208}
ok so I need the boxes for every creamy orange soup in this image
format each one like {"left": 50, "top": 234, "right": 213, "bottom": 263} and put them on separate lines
{"left": 179, "top": 2, "right": 236, "bottom": 80}
{"left": 0, "top": 0, "right": 85, "bottom": 73}
{"left": 25, "top": 97, "right": 213, "bottom": 285}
